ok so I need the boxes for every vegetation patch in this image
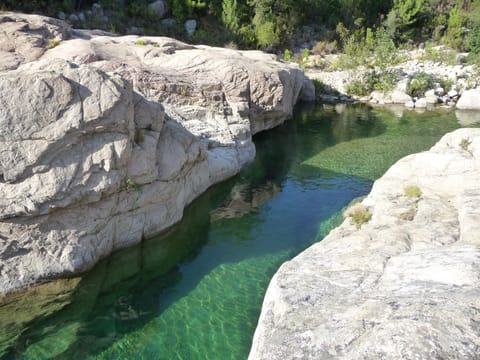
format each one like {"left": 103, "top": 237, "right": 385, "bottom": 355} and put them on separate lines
{"left": 344, "top": 203, "right": 372, "bottom": 229}
{"left": 134, "top": 39, "right": 148, "bottom": 46}
{"left": 406, "top": 72, "right": 434, "bottom": 98}
{"left": 313, "top": 79, "right": 339, "bottom": 96}
{"left": 125, "top": 178, "right": 140, "bottom": 192}
{"left": 459, "top": 137, "right": 473, "bottom": 155}
{"left": 419, "top": 43, "right": 457, "bottom": 65}
{"left": 404, "top": 184, "right": 422, "bottom": 199}
{"left": 346, "top": 71, "right": 397, "bottom": 96}
{"left": 46, "top": 38, "right": 61, "bottom": 49}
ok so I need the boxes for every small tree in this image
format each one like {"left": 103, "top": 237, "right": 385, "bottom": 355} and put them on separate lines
{"left": 222, "top": 0, "right": 239, "bottom": 32}
{"left": 444, "top": 6, "right": 465, "bottom": 50}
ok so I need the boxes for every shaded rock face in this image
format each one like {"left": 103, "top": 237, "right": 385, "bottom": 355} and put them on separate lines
{"left": 249, "top": 128, "right": 480, "bottom": 359}
{"left": 0, "top": 13, "right": 309, "bottom": 294}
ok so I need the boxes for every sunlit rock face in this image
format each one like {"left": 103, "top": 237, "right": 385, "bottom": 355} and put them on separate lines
{"left": 0, "top": 12, "right": 311, "bottom": 295}
{"left": 250, "top": 128, "right": 480, "bottom": 359}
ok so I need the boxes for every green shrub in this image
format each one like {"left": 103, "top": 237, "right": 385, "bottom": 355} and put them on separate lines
{"left": 312, "top": 40, "right": 338, "bottom": 55}
{"left": 283, "top": 49, "right": 292, "bottom": 61}
{"left": 404, "top": 185, "right": 422, "bottom": 198}
{"left": 374, "top": 27, "right": 401, "bottom": 70}
{"left": 438, "top": 77, "right": 453, "bottom": 92}
{"left": 467, "top": 27, "right": 480, "bottom": 55}
{"left": 346, "top": 71, "right": 397, "bottom": 96}
{"left": 344, "top": 203, "right": 372, "bottom": 229}
{"left": 294, "top": 48, "right": 310, "bottom": 69}
{"left": 346, "top": 80, "right": 370, "bottom": 96}
{"left": 313, "top": 79, "right": 339, "bottom": 95}
{"left": 406, "top": 72, "right": 434, "bottom": 97}
{"left": 443, "top": 6, "right": 465, "bottom": 50}
{"left": 134, "top": 39, "right": 148, "bottom": 46}
{"left": 125, "top": 178, "right": 140, "bottom": 191}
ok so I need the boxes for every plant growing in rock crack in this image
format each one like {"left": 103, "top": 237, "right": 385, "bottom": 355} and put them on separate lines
{"left": 180, "top": 85, "right": 188, "bottom": 96}
{"left": 46, "top": 38, "right": 61, "bottom": 49}
{"left": 401, "top": 185, "right": 422, "bottom": 221}
{"left": 404, "top": 185, "right": 422, "bottom": 199}
{"left": 125, "top": 178, "right": 140, "bottom": 192}
{"left": 134, "top": 39, "right": 148, "bottom": 46}
{"left": 459, "top": 138, "right": 472, "bottom": 155}
{"left": 344, "top": 203, "right": 372, "bottom": 229}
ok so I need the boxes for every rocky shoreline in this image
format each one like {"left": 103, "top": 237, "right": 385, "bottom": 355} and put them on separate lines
{"left": 0, "top": 12, "right": 311, "bottom": 295}
{"left": 249, "top": 128, "right": 480, "bottom": 359}
{"left": 307, "top": 53, "right": 480, "bottom": 111}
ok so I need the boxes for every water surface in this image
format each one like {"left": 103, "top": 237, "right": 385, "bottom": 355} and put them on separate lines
{"left": 1, "top": 103, "right": 476, "bottom": 359}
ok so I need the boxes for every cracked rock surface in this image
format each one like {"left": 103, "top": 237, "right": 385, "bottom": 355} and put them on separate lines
{"left": 0, "top": 12, "right": 309, "bottom": 294}
{"left": 249, "top": 128, "right": 480, "bottom": 359}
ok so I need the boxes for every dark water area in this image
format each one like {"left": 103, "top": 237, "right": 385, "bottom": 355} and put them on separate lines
{"left": 1, "top": 103, "right": 476, "bottom": 359}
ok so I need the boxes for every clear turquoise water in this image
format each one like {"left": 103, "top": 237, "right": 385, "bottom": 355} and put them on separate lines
{"left": 0, "top": 104, "right": 475, "bottom": 360}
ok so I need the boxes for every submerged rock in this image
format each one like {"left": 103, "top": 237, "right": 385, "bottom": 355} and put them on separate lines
{"left": 250, "top": 128, "right": 480, "bottom": 359}
{"left": 0, "top": 12, "right": 310, "bottom": 294}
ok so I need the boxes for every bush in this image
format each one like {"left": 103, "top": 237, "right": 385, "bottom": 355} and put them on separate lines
{"left": 443, "top": 6, "right": 465, "bottom": 50}
{"left": 344, "top": 203, "right": 372, "bottom": 229}
{"left": 346, "top": 71, "right": 397, "bottom": 96}
{"left": 346, "top": 80, "right": 370, "bottom": 96}
{"left": 374, "top": 27, "right": 401, "bottom": 70}
{"left": 467, "top": 27, "right": 480, "bottom": 54}
{"left": 313, "top": 79, "right": 340, "bottom": 95}
{"left": 312, "top": 40, "right": 338, "bottom": 55}
{"left": 406, "top": 72, "right": 434, "bottom": 97}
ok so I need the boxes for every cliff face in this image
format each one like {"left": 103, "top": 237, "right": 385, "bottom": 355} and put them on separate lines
{"left": 0, "top": 12, "right": 310, "bottom": 295}
{"left": 249, "top": 128, "right": 480, "bottom": 359}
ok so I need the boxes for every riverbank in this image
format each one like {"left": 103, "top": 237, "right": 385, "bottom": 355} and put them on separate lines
{"left": 249, "top": 127, "right": 480, "bottom": 359}
{"left": 305, "top": 48, "right": 480, "bottom": 111}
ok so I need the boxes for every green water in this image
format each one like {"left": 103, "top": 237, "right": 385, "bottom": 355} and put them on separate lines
{"left": 1, "top": 104, "right": 477, "bottom": 360}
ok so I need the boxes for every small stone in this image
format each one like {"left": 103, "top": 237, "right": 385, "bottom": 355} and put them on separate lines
{"left": 57, "top": 11, "right": 66, "bottom": 20}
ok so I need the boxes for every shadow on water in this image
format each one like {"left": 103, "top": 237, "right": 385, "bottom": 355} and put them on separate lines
{"left": 0, "top": 103, "right": 473, "bottom": 360}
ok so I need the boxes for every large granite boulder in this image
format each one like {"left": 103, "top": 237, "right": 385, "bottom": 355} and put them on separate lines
{"left": 457, "top": 88, "right": 480, "bottom": 110}
{"left": 0, "top": 13, "right": 309, "bottom": 294}
{"left": 250, "top": 128, "right": 480, "bottom": 359}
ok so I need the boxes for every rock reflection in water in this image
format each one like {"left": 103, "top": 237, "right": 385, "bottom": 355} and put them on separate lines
{"left": 0, "top": 278, "right": 81, "bottom": 357}
{"left": 210, "top": 182, "right": 281, "bottom": 221}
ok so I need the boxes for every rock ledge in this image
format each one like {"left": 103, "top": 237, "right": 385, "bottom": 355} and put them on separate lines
{"left": 249, "top": 128, "right": 480, "bottom": 359}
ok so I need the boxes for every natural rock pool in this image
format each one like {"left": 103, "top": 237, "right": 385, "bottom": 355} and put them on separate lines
{"left": 1, "top": 103, "right": 476, "bottom": 359}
